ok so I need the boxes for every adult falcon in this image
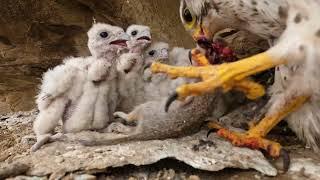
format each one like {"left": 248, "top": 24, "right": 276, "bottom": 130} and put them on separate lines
{"left": 152, "top": 0, "right": 320, "bottom": 167}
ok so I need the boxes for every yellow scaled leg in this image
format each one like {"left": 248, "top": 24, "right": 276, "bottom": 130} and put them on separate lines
{"left": 175, "top": 79, "right": 218, "bottom": 100}
{"left": 152, "top": 51, "right": 282, "bottom": 102}
{"left": 216, "top": 95, "right": 309, "bottom": 157}
{"left": 151, "top": 63, "right": 209, "bottom": 80}
{"left": 232, "top": 79, "right": 265, "bottom": 100}
{"left": 153, "top": 50, "right": 267, "bottom": 101}
{"left": 190, "top": 50, "right": 265, "bottom": 99}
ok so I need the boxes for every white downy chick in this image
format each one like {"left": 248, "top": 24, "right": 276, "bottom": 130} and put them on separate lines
{"left": 32, "top": 23, "right": 129, "bottom": 151}
{"left": 116, "top": 24, "right": 152, "bottom": 112}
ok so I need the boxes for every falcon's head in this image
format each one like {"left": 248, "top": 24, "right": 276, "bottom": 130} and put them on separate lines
{"left": 179, "top": 0, "right": 228, "bottom": 46}
{"left": 180, "top": 0, "right": 238, "bottom": 64}
{"left": 126, "top": 25, "right": 152, "bottom": 42}
{"left": 126, "top": 24, "right": 152, "bottom": 52}
{"left": 87, "top": 23, "right": 130, "bottom": 58}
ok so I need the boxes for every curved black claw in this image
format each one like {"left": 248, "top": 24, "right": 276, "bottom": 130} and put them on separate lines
{"left": 280, "top": 149, "right": 290, "bottom": 173}
{"left": 188, "top": 50, "right": 193, "bottom": 65}
{"left": 165, "top": 92, "right": 178, "bottom": 112}
{"left": 206, "top": 129, "right": 217, "bottom": 137}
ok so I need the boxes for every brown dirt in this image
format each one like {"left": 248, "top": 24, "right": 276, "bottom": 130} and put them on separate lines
{"left": 0, "top": 113, "right": 34, "bottom": 162}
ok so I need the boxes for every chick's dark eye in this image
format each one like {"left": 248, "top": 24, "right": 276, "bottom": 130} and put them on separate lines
{"left": 183, "top": 8, "right": 193, "bottom": 23}
{"left": 148, "top": 50, "right": 156, "bottom": 56}
{"left": 100, "top": 32, "right": 108, "bottom": 38}
{"left": 131, "top": 30, "right": 138, "bottom": 36}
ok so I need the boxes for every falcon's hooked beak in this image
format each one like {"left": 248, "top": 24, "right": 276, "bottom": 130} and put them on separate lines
{"left": 192, "top": 25, "right": 211, "bottom": 45}
{"left": 191, "top": 24, "right": 218, "bottom": 64}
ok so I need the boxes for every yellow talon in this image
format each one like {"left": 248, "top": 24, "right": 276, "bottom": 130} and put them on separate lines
{"left": 152, "top": 51, "right": 271, "bottom": 100}
{"left": 151, "top": 62, "right": 205, "bottom": 79}
{"left": 175, "top": 80, "right": 216, "bottom": 100}
{"left": 191, "top": 49, "right": 211, "bottom": 66}
{"left": 152, "top": 51, "right": 283, "bottom": 101}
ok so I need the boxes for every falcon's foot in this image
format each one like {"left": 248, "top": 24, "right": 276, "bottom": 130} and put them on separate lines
{"left": 217, "top": 128, "right": 282, "bottom": 157}
{"left": 207, "top": 120, "right": 289, "bottom": 171}
{"left": 232, "top": 79, "right": 265, "bottom": 100}
{"left": 216, "top": 128, "right": 290, "bottom": 172}
{"left": 190, "top": 49, "right": 265, "bottom": 100}
{"left": 208, "top": 95, "right": 309, "bottom": 172}
{"left": 152, "top": 51, "right": 276, "bottom": 110}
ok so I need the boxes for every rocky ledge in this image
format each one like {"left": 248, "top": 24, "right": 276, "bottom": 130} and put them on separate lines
{"left": 1, "top": 108, "right": 320, "bottom": 179}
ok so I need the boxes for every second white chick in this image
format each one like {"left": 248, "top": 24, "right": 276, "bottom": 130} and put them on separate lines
{"left": 116, "top": 25, "right": 152, "bottom": 112}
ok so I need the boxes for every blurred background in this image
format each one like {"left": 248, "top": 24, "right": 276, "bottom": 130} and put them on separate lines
{"left": 0, "top": 0, "right": 194, "bottom": 113}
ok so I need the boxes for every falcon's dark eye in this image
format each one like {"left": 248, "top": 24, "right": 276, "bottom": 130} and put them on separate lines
{"left": 183, "top": 8, "right": 193, "bottom": 23}
{"left": 100, "top": 32, "right": 108, "bottom": 38}
{"left": 131, "top": 30, "right": 138, "bottom": 36}
{"left": 148, "top": 50, "right": 156, "bottom": 56}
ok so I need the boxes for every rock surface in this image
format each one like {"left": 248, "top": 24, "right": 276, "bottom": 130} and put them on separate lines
{"left": 0, "top": 110, "right": 276, "bottom": 177}
{"left": 17, "top": 132, "right": 277, "bottom": 176}
{"left": 1, "top": 110, "right": 320, "bottom": 179}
